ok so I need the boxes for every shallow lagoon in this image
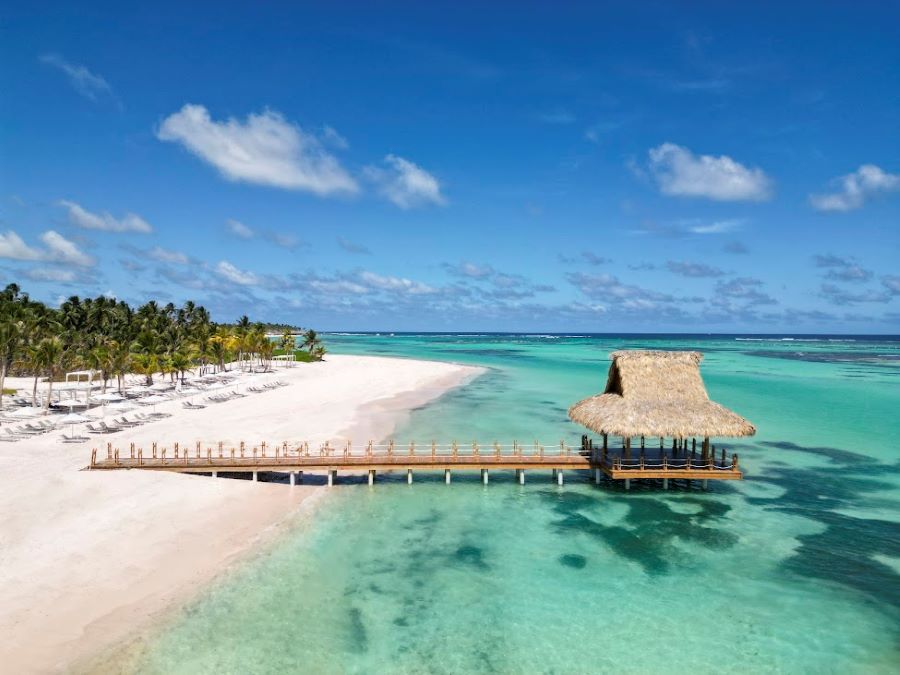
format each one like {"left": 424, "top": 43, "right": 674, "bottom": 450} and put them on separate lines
{"left": 133, "top": 335, "right": 900, "bottom": 673}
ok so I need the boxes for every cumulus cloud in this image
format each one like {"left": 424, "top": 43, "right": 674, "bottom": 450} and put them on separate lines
{"left": 666, "top": 260, "right": 726, "bottom": 278}
{"left": 157, "top": 104, "right": 358, "bottom": 195}
{"left": 819, "top": 283, "right": 891, "bottom": 306}
{"left": 365, "top": 154, "right": 446, "bottom": 209}
{"left": 215, "top": 261, "right": 259, "bottom": 286}
{"left": 41, "top": 231, "right": 95, "bottom": 266}
{"left": 813, "top": 254, "right": 873, "bottom": 283}
{"left": 337, "top": 236, "right": 371, "bottom": 255}
{"left": 39, "top": 53, "right": 118, "bottom": 105}
{"left": 0, "top": 230, "right": 43, "bottom": 261}
{"left": 713, "top": 277, "right": 777, "bottom": 306}
{"left": 646, "top": 143, "right": 772, "bottom": 201}
{"left": 358, "top": 270, "right": 435, "bottom": 295}
{"left": 809, "top": 164, "right": 900, "bottom": 212}
{"left": 567, "top": 272, "right": 675, "bottom": 312}
{"left": 59, "top": 200, "right": 153, "bottom": 233}
{"left": 1, "top": 229, "right": 94, "bottom": 267}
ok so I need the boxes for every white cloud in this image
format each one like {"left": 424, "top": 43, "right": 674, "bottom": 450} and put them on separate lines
{"left": 147, "top": 246, "right": 189, "bottom": 265}
{"left": 59, "top": 200, "right": 153, "bottom": 233}
{"left": 39, "top": 53, "right": 117, "bottom": 104}
{"left": 358, "top": 270, "right": 436, "bottom": 294}
{"left": 157, "top": 104, "right": 358, "bottom": 195}
{"left": 0, "top": 229, "right": 93, "bottom": 266}
{"left": 215, "top": 260, "right": 259, "bottom": 286}
{"left": 40, "top": 231, "right": 95, "bottom": 266}
{"left": 809, "top": 164, "right": 900, "bottom": 212}
{"left": 366, "top": 154, "right": 446, "bottom": 209}
{"left": 647, "top": 142, "right": 772, "bottom": 201}
{"left": 226, "top": 219, "right": 255, "bottom": 239}
{"left": 23, "top": 267, "right": 78, "bottom": 283}
{"left": 687, "top": 218, "right": 743, "bottom": 234}
{"left": 322, "top": 126, "right": 349, "bottom": 149}
{"left": 0, "top": 230, "right": 43, "bottom": 261}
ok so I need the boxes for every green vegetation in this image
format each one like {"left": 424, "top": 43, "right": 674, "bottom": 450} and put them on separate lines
{"left": 273, "top": 348, "right": 317, "bottom": 363}
{"left": 0, "top": 283, "right": 326, "bottom": 410}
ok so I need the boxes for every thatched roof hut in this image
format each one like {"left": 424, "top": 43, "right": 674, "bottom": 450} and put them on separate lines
{"left": 568, "top": 350, "right": 755, "bottom": 439}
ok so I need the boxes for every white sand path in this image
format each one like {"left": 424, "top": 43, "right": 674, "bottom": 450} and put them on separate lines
{"left": 0, "top": 354, "right": 482, "bottom": 673}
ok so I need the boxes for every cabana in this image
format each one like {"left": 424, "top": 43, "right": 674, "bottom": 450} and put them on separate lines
{"left": 569, "top": 350, "right": 755, "bottom": 489}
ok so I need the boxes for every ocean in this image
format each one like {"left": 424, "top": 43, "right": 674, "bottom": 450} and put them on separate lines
{"left": 129, "top": 334, "right": 900, "bottom": 673}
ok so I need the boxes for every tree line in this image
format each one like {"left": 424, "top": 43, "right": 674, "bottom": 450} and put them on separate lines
{"left": 0, "top": 283, "right": 325, "bottom": 409}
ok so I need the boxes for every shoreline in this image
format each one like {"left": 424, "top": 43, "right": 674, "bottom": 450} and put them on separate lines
{"left": 0, "top": 354, "right": 483, "bottom": 674}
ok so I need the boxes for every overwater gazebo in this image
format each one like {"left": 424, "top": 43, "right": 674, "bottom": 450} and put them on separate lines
{"left": 568, "top": 350, "right": 755, "bottom": 489}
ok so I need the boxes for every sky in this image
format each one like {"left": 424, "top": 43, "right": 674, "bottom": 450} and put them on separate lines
{"left": 1, "top": 1, "right": 899, "bottom": 332}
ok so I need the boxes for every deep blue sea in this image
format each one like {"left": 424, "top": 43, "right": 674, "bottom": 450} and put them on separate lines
{"left": 130, "top": 334, "right": 900, "bottom": 673}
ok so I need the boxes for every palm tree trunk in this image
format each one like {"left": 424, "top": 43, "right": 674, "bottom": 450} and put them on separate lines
{"left": 32, "top": 375, "right": 38, "bottom": 406}
{"left": 0, "top": 360, "right": 7, "bottom": 410}
{"left": 45, "top": 375, "right": 54, "bottom": 411}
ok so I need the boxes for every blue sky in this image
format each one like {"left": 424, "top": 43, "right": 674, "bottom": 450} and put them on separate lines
{"left": 1, "top": 1, "right": 898, "bottom": 332}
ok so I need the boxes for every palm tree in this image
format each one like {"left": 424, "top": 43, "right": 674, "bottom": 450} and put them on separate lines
{"left": 301, "top": 329, "right": 325, "bottom": 361}
{"left": 168, "top": 350, "right": 194, "bottom": 385}
{"left": 280, "top": 328, "right": 294, "bottom": 354}
{"left": 33, "top": 336, "right": 65, "bottom": 410}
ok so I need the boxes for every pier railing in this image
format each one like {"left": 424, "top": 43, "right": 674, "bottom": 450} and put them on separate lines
{"left": 88, "top": 439, "right": 740, "bottom": 478}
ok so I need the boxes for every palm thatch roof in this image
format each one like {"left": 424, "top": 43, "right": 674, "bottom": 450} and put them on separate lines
{"left": 568, "top": 350, "right": 755, "bottom": 438}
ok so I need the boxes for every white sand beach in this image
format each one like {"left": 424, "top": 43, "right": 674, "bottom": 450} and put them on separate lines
{"left": 0, "top": 354, "right": 482, "bottom": 674}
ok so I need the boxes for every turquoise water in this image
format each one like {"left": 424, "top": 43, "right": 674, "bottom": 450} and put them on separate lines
{"left": 132, "top": 335, "right": 900, "bottom": 673}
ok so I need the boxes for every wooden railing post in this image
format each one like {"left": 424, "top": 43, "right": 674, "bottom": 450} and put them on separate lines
{"left": 138, "top": 448, "right": 143, "bottom": 465}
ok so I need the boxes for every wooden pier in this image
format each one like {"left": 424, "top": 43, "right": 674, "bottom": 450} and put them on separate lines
{"left": 88, "top": 438, "right": 741, "bottom": 489}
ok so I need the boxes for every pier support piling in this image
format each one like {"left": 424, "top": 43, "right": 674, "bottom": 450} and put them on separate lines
{"left": 519, "top": 469, "right": 525, "bottom": 485}
{"left": 368, "top": 470, "right": 375, "bottom": 486}
{"left": 662, "top": 478, "right": 669, "bottom": 490}
{"left": 557, "top": 470, "right": 564, "bottom": 486}
{"left": 289, "top": 472, "right": 295, "bottom": 486}
{"left": 482, "top": 469, "right": 489, "bottom": 485}
{"left": 252, "top": 470, "right": 258, "bottom": 482}
{"left": 445, "top": 469, "right": 451, "bottom": 484}
{"left": 702, "top": 479, "right": 708, "bottom": 490}
{"left": 625, "top": 478, "right": 631, "bottom": 491}
{"left": 211, "top": 471, "right": 217, "bottom": 478}
{"left": 407, "top": 469, "right": 413, "bottom": 484}
{"left": 594, "top": 467, "right": 602, "bottom": 483}
{"left": 328, "top": 471, "right": 335, "bottom": 487}
{"left": 297, "top": 471, "right": 303, "bottom": 484}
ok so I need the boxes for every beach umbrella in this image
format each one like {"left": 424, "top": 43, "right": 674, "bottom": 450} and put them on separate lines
{"left": 95, "top": 392, "right": 124, "bottom": 402}
{"left": 58, "top": 412, "right": 89, "bottom": 437}
{"left": 141, "top": 394, "right": 169, "bottom": 415}
{"left": 10, "top": 407, "right": 40, "bottom": 418}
